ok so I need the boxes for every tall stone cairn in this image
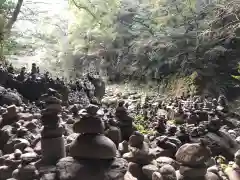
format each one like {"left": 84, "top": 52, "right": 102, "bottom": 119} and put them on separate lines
{"left": 40, "top": 94, "right": 66, "bottom": 165}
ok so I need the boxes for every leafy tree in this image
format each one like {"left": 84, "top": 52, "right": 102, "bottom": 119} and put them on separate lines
{"left": 0, "top": 0, "right": 23, "bottom": 61}
{"left": 69, "top": 0, "right": 240, "bottom": 96}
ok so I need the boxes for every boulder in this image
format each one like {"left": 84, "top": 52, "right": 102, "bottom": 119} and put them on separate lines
{"left": 156, "top": 156, "right": 179, "bottom": 169}
{"left": 69, "top": 134, "right": 117, "bottom": 159}
{"left": 142, "top": 164, "right": 158, "bottom": 179}
{"left": 159, "top": 165, "right": 177, "bottom": 180}
{"left": 0, "top": 90, "right": 22, "bottom": 106}
{"left": 202, "top": 131, "right": 240, "bottom": 160}
{"left": 56, "top": 157, "right": 127, "bottom": 180}
{"left": 175, "top": 142, "right": 211, "bottom": 166}
{"left": 0, "top": 165, "right": 12, "bottom": 180}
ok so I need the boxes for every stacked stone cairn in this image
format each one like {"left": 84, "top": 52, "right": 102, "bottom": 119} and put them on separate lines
{"left": 154, "top": 136, "right": 178, "bottom": 158}
{"left": 175, "top": 140, "right": 221, "bottom": 180}
{"left": 55, "top": 104, "right": 128, "bottom": 180}
{"left": 115, "top": 100, "right": 136, "bottom": 141}
{"left": 153, "top": 116, "right": 166, "bottom": 135}
{"left": 39, "top": 91, "right": 66, "bottom": 165}
{"left": 69, "top": 104, "right": 117, "bottom": 159}
{"left": 104, "top": 118, "right": 122, "bottom": 149}
{"left": 123, "top": 131, "right": 156, "bottom": 180}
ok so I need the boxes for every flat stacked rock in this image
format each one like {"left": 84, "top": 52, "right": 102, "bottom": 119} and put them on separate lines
{"left": 69, "top": 104, "right": 117, "bottom": 159}
{"left": 39, "top": 90, "right": 66, "bottom": 165}
{"left": 41, "top": 97, "right": 63, "bottom": 138}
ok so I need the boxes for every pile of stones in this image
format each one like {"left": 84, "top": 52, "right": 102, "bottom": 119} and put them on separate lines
{"left": 1, "top": 65, "right": 240, "bottom": 180}
{"left": 56, "top": 104, "right": 128, "bottom": 180}
{"left": 0, "top": 94, "right": 238, "bottom": 180}
{"left": 69, "top": 104, "right": 117, "bottom": 159}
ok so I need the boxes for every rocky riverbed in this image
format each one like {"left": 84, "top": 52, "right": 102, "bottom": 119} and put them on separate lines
{"left": 0, "top": 63, "right": 240, "bottom": 180}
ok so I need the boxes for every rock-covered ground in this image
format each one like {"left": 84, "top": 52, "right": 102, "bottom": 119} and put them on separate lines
{"left": 0, "top": 64, "right": 240, "bottom": 180}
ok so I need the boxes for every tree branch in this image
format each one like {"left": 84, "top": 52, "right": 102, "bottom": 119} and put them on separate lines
{"left": 71, "top": 0, "right": 98, "bottom": 21}
{"left": 5, "top": 0, "right": 24, "bottom": 31}
{"left": 132, "top": 17, "right": 154, "bottom": 35}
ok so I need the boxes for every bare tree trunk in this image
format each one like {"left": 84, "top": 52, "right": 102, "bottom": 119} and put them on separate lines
{"left": 5, "top": 0, "right": 23, "bottom": 32}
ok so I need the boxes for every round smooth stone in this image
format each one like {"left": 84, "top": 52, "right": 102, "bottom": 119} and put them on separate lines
{"left": 73, "top": 116, "right": 104, "bottom": 134}
{"left": 129, "top": 132, "right": 144, "bottom": 148}
{"left": 69, "top": 134, "right": 117, "bottom": 159}
{"left": 175, "top": 142, "right": 211, "bottom": 166}
{"left": 86, "top": 104, "right": 99, "bottom": 115}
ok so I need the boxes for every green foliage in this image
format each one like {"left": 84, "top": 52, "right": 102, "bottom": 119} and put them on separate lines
{"left": 232, "top": 63, "right": 240, "bottom": 80}
{"left": 0, "top": 0, "right": 14, "bottom": 10}
{"left": 134, "top": 114, "right": 148, "bottom": 128}
{"left": 215, "top": 155, "right": 228, "bottom": 171}
{"left": 167, "top": 119, "right": 176, "bottom": 125}
{"left": 0, "top": 0, "right": 22, "bottom": 60}
{"left": 2, "top": 38, "right": 27, "bottom": 55}
{"left": 0, "top": 0, "right": 15, "bottom": 60}
{"left": 134, "top": 114, "right": 153, "bottom": 134}
{"left": 59, "top": 0, "right": 240, "bottom": 96}
{"left": 69, "top": 0, "right": 121, "bottom": 53}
